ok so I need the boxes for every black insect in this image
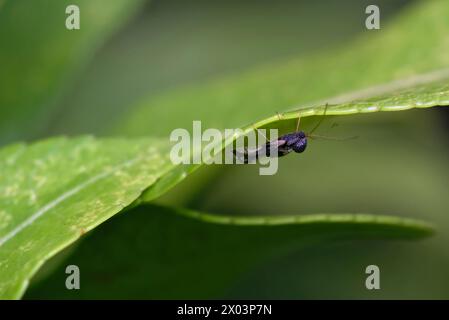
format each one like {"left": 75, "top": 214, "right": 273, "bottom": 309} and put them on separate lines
{"left": 233, "top": 104, "right": 353, "bottom": 164}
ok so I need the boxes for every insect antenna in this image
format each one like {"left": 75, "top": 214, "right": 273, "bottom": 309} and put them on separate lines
{"left": 276, "top": 111, "right": 284, "bottom": 121}
{"left": 295, "top": 112, "right": 301, "bottom": 132}
{"left": 305, "top": 104, "right": 359, "bottom": 141}
{"left": 307, "top": 133, "right": 359, "bottom": 141}
{"left": 308, "top": 103, "right": 329, "bottom": 134}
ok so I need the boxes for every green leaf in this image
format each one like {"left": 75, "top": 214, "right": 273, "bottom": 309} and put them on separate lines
{"left": 0, "top": 0, "right": 143, "bottom": 145}
{"left": 139, "top": 79, "right": 449, "bottom": 203}
{"left": 0, "top": 136, "right": 174, "bottom": 299}
{"left": 26, "top": 204, "right": 433, "bottom": 299}
{"left": 45, "top": 0, "right": 379, "bottom": 136}
{"left": 111, "top": 0, "right": 449, "bottom": 206}
{"left": 117, "top": 0, "right": 449, "bottom": 138}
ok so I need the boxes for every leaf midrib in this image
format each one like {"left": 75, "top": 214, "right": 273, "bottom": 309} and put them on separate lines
{"left": 0, "top": 156, "right": 141, "bottom": 247}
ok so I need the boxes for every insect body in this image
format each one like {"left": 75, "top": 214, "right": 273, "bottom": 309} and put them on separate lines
{"left": 233, "top": 104, "right": 354, "bottom": 164}
{"left": 275, "top": 131, "right": 308, "bottom": 155}
{"left": 233, "top": 131, "right": 307, "bottom": 164}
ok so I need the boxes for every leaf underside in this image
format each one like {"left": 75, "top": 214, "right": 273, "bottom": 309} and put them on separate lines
{"left": 25, "top": 204, "right": 433, "bottom": 299}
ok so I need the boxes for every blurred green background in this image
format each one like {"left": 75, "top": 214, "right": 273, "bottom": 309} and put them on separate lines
{"left": 2, "top": 0, "right": 449, "bottom": 298}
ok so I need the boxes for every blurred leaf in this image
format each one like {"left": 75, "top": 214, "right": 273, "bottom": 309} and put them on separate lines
{"left": 0, "top": 136, "right": 174, "bottom": 299}
{"left": 0, "top": 0, "right": 143, "bottom": 145}
{"left": 117, "top": 0, "right": 449, "bottom": 138}
{"left": 47, "top": 0, "right": 400, "bottom": 135}
{"left": 26, "top": 204, "right": 432, "bottom": 299}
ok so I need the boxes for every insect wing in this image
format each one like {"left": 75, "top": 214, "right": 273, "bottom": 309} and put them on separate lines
{"left": 233, "top": 146, "right": 262, "bottom": 164}
{"left": 264, "top": 139, "right": 286, "bottom": 157}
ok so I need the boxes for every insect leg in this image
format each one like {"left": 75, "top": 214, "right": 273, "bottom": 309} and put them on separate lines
{"left": 307, "top": 133, "right": 359, "bottom": 141}
{"left": 276, "top": 111, "right": 284, "bottom": 121}
{"left": 295, "top": 112, "right": 301, "bottom": 132}
{"left": 309, "top": 103, "right": 329, "bottom": 134}
{"left": 252, "top": 125, "right": 268, "bottom": 142}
